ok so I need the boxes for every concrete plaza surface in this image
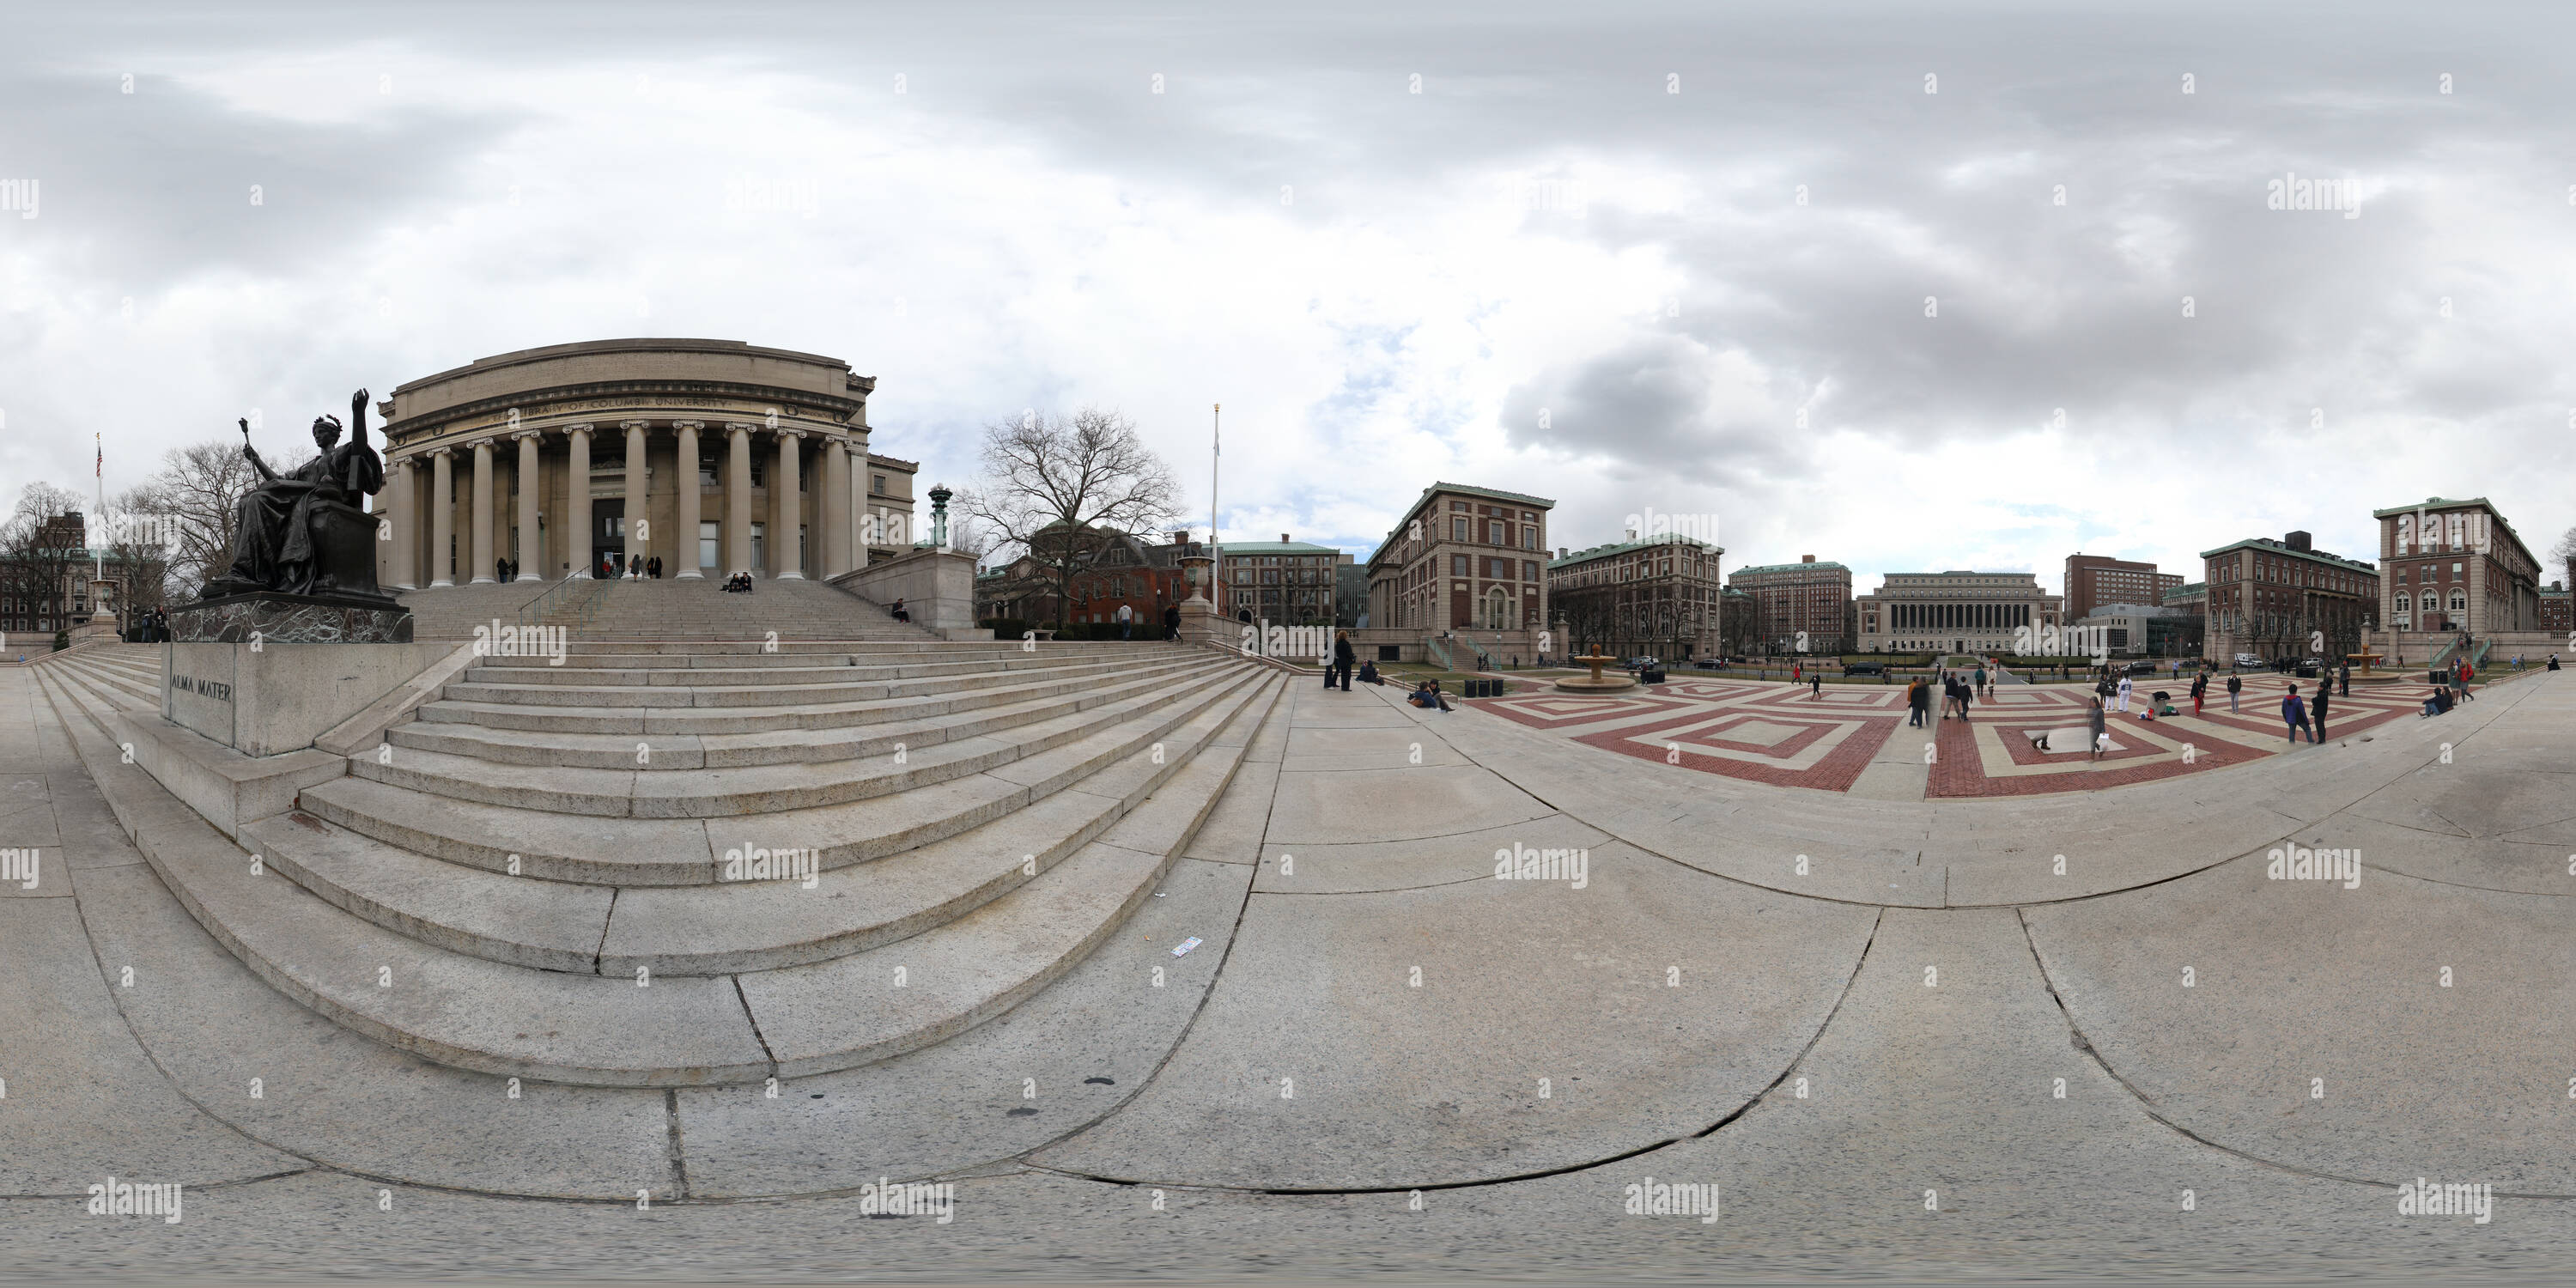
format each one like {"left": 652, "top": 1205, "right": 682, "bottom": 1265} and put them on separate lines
{"left": 2, "top": 659, "right": 2571, "bottom": 1283}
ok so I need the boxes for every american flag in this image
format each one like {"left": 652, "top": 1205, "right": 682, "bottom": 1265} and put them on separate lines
{"left": 95, "top": 434, "right": 101, "bottom": 477}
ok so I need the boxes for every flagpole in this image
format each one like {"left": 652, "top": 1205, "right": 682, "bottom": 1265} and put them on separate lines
{"left": 94, "top": 432, "right": 105, "bottom": 582}
{"left": 1209, "top": 403, "right": 1220, "bottom": 619}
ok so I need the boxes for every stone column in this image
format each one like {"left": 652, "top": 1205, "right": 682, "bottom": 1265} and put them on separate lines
{"left": 672, "top": 421, "right": 703, "bottom": 579}
{"left": 772, "top": 427, "right": 805, "bottom": 578}
{"left": 622, "top": 420, "right": 651, "bottom": 574}
{"left": 725, "top": 422, "right": 755, "bottom": 576}
{"left": 469, "top": 438, "right": 497, "bottom": 584}
{"left": 565, "top": 424, "right": 593, "bottom": 579}
{"left": 386, "top": 454, "right": 416, "bottom": 590}
{"left": 428, "top": 447, "right": 455, "bottom": 588}
{"left": 513, "top": 430, "right": 544, "bottom": 580}
{"left": 821, "top": 436, "right": 852, "bottom": 578}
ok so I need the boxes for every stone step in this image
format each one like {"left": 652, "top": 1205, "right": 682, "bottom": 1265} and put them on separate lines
{"left": 459, "top": 645, "right": 1193, "bottom": 688}
{"left": 434, "top": 653, "right": 1187, "bottom": 708}
{"left": 48, "top": 654, "right": 156, "bottom": 714}
{"left": 244, "top": 673, "right": 1279, "bottom": 975}
{"left": 396, "top": 654, "right": 1231, "bottom": 767}
{"left": 352, "top": 664, "right": 1252, "bottom": 818}
{"left": 300, "top": 665, "right": 1271, "bottom": 883}
{"left": 418, "top": 653, "right": 1219, "bottom": 737}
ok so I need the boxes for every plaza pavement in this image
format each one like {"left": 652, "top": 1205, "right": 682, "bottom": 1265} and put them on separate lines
{"left": 1, "top": 659, "right": 2570, "bottom": 1281}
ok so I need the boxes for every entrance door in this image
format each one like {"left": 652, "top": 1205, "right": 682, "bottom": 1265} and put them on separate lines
{"left": 594, "top": 501, "right": 625, "bottom": 575}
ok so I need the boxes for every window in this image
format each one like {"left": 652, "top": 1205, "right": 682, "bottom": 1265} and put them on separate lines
{"left": 1451, "top": 555, "right": 1468, "bottom": 575}
{"left": 1489, "top": 521, "right": 1504, "bottom": 544}
{"left": 871, "top": 473, "right": 887, "bottom": 495}
{"left": 1453, "top": 518, "right": 1469, "bottom": 541}
{"left": 2450, "top": 590, "right": 2466, "bottom": 613}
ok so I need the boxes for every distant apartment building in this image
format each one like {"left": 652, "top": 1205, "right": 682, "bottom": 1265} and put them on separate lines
{"left": 2371, "top": 496, "right": 2543, "bottom": 635}
{"left": 974, "top": 526, "right": 1194, "bottom": 625}
{"left": 2063, "top": 553, "right": 2184, "bottom": 623}
{"left": 2538, "top": 581, "right": 2571, "bottom": 635}
{"left": 1546, "top": 533, "right": 1725, "bottom": 659}
{"left": 2201, "top": 531, "right": 2376, "bottom": 662}
{"left": 1334, "top": 557, "right": 1369, "bottom": 627}
{"left": 1855, "top": 571, "right": 2062, "bottom": 656}
{"left": 1364, "top": 483, "right": 1552, "bottom": 633}
{"left": 1726, "top": 556, "right": 1853, "bottom": 654}
{"left": 1219, "top": 534, "right": 1343, "bottom": 625}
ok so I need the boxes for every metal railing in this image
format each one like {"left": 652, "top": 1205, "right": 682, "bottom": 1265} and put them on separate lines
{"left": 515, "top": 575, "right": 605, "bottom": 635}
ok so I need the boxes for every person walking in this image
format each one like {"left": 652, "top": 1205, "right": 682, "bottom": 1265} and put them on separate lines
{"left": 2190, "top": 671, "right": 2206, "bottom": 717}
{"left": 1329, "top": 629, "right": 1355, "bottom": 691}
{"left": 1972, "top": 662, "right": 1987, "bottom": 699}
{"left": 1162, "top": 603, "right": 1181, "bottom": 641}
{"left": 2312, "top": 676, "right": 2331, "bottom": 741}
{"left": 2337, "top": 661, "right": 2351, "bottom": 697}
{"left": 2282, "top": 685, "right": 2312, "bottom": 744}
{"left": 1957, "top": 674, "right": 1973, "bottom": 722}
{"left": 2455, "top": 657, "right": 2475, "bottom": 701}
{"left": 2226, "top": 671, "right": 2241, "bottom": 714}
{"left": 1907, "top": 676, "right": 1930, "bottom": 728}
{"left": 1810, "top": 671, "right": 1823, "bottom": 700}
{"left": 2115, "top": 672, "right": 2134, "bottom": 713}
{"left": 1115, "top": 603, "right": 1133, "bottom": 641}
{"left": 2087, "top": 696, "right": 2108, "bottom": 762}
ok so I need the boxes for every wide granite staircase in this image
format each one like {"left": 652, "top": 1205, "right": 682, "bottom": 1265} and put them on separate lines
{"left": 38, "top": 632, "right": 1283, "bottom": 1087}
{"left": 398, "top": 574, "right": 935, "bottom": 642}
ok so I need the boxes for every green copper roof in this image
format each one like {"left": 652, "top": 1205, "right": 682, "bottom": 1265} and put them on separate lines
{"left": 1547, "top": 534, "right": 1722, "bottom": 569}
{"left": 1729, "top": 561, "right": 1850, "bottom": 577}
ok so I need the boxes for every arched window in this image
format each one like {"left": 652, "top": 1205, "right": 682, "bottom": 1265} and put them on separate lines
{"left": 2394, "top": 593, "right": 2410, "bottom": 614}
{"left": 2448, "top": 590, "right": 2467, "bottom": 613}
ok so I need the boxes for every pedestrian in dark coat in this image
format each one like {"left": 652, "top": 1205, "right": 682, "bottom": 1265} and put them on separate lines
{"left": 1329, "top": 630, "right": 1355, "bottom": 691}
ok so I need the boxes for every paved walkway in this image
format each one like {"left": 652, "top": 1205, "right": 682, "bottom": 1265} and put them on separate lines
{"left": 2, "top": 664, "right": 2569, "bottom": 1280}
{"left": 1479, "top": 671, "right": 2482, "bottom": 797}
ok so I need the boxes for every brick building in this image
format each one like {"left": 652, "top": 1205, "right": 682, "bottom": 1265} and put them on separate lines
{"left": 1364, "top": 483, "right": 1552, "bottom": 634}
{"left": 2063, "top": 553, "right": 2184, "bottom": 623}
{"left": 2371, "top": 497, "right": 2543, "bottom": 635}
{"left": 1218, "top": 535, "right": 1343, "bottom": 625}
{"left": 974, "top": 526, "right": 1194, "bottom": 627}
{"left": 1727, "top": 556, "right": 1853, "bottom": 654}
{"left": 1546, "top": 533, "right": 1725, "bottom": 659}
{"left": 2539, "top": 581, "right": 2571, "bottom": 635}
{"left": 2200, "top": 531, "right": 2376, "bottom": 663}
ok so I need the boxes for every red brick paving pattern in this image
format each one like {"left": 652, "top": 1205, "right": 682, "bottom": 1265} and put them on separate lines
{"left": 1468, "top": 675, "right": 2464, "bottom": 797}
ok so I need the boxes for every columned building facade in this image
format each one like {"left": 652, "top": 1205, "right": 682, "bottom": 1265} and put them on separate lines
{"left": 1855, "top": 572, "right": 2062, "bottom": 656}
{"left": 372, "top": 338, "right": 913, "bottom": 589}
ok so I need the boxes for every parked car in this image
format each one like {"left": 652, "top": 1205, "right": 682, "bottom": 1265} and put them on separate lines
{"left": 1844, "top": 660, "right": 1888, "bottom": 677}
{"left": 2232, "top": 653, "right": 2263, "bottom": 668}
{"left": 1692, "top": 658, "right": 1724, "bottom": 670}
{"left": 2123, "top": 659, "right": 2160, "bottom": 676}
{"left": 1622, "top": 656, "right": 1660, "bottom": 671}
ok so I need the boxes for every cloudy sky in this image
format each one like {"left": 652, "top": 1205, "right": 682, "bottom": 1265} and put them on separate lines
{"left": 5, "top": 1, "right": 2572, "bottom": 592}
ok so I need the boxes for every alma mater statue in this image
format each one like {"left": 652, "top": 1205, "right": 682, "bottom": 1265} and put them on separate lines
{"left": 200, "top": 389, "right": 390, "bottom": 600}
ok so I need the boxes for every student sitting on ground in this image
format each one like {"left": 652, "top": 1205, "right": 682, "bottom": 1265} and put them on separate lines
{"left": 1357, "top": 659, "right": 1382, "bottom": 685}
{"left": 1408, "top": 680, "right": 1454, "bottom": 712}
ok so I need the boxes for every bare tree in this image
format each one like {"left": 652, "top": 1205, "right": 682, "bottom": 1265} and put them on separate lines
{"left": 124, "top": 440, "right": 258, "bottom": 598}
{"left": 961, "top": 408, "right": 1180, "bottom": 631}
{"left": 1, "top": 482, "right": 90, "bottom": 646}
{"left": 2552, "top": 525, "right": 2576, "bottom": 592}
